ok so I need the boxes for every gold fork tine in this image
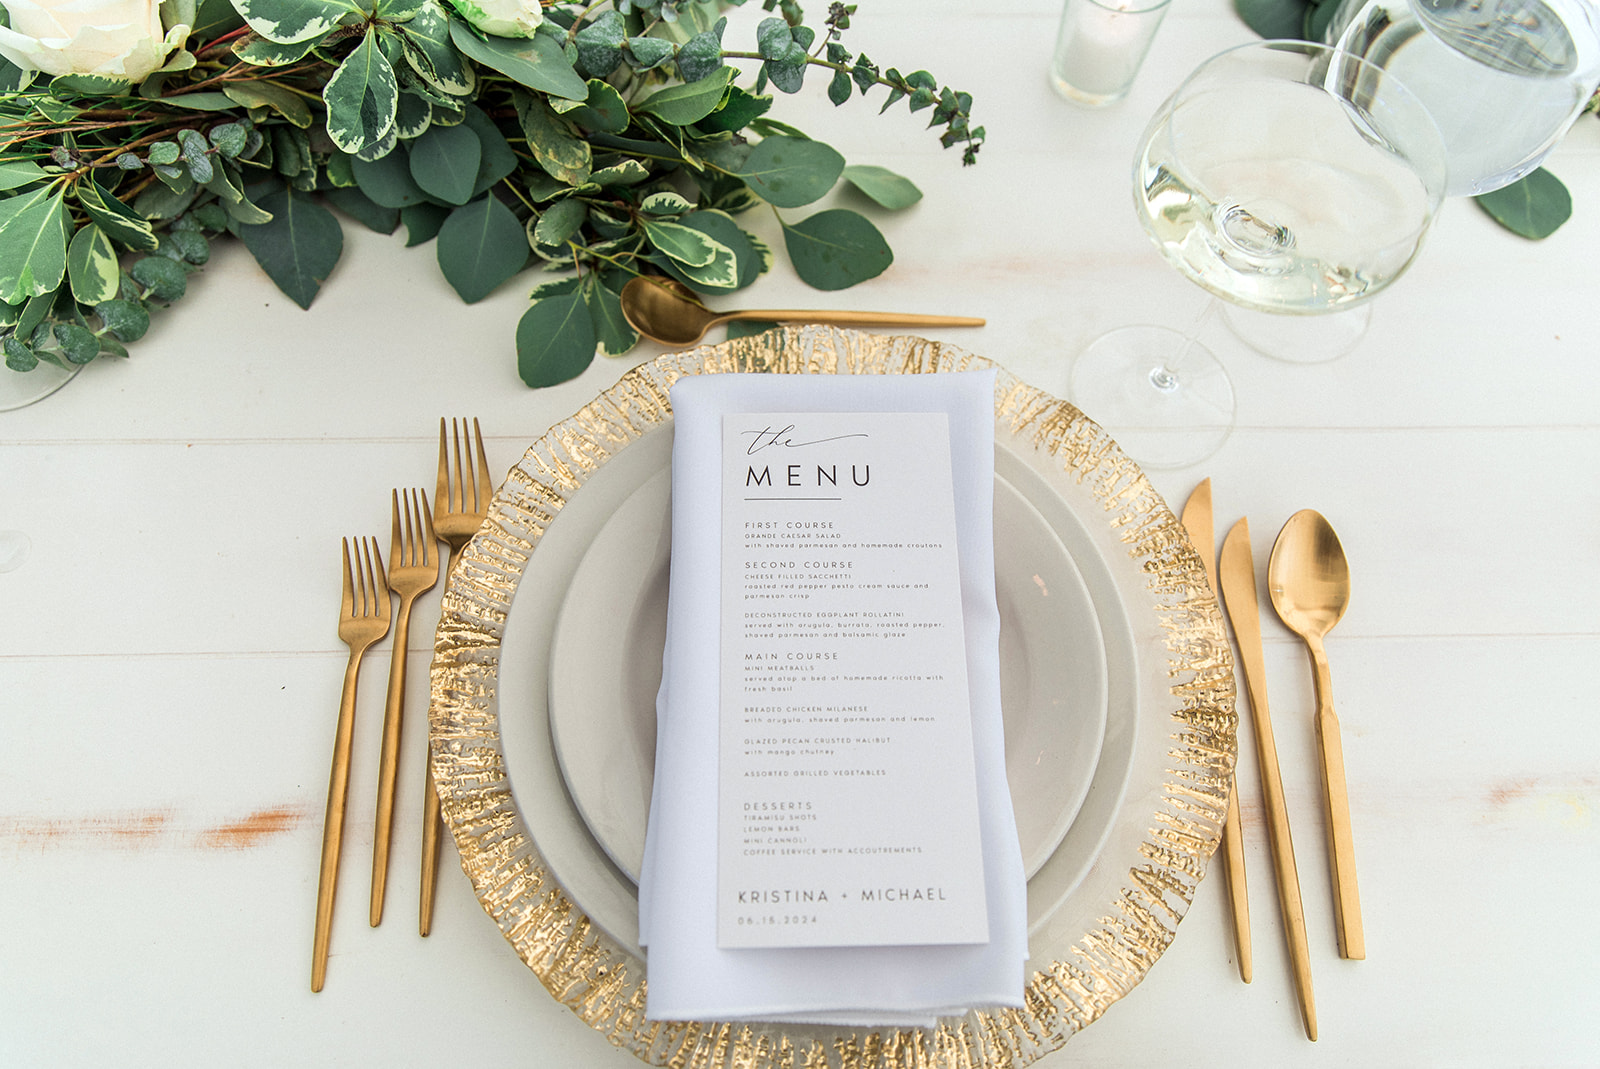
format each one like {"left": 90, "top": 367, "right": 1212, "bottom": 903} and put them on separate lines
{"left": 313, "top": 536, "right": 390, "bottom": 992}
{"left": 472, "top": 418, "right": 490, "bottom": 513}
{"left": 370, "top": 490, "right": 439, "bottom": 927}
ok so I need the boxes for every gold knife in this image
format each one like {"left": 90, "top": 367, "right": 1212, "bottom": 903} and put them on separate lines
{"left": 1180, "top": 479, "right": 1251, "bottom": 983}
{"left": 1219, "top": 518, "right": 1316, "bottom": 1040}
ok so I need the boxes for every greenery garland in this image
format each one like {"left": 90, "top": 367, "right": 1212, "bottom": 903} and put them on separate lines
{"left": 0, "top": 0, "right": 982, "bottom": 388}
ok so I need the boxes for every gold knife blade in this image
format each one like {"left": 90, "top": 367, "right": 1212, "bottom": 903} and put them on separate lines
{"left": 1180, "top": 479, "right": 1251, "bottom": 983}
{"left": 1219, "top": 518, "right": 1317, "bottom": 1041}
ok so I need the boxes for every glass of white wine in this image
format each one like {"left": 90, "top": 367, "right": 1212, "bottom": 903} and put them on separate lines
{"left": 1071, "top": 40, "right": 1448, "bottom": 468}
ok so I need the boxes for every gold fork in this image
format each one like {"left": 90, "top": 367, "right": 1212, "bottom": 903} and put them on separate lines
{"left": 420, "top": 417, "right": 491, "bottom": 935}
{"left": 369, "top": 489, "right": 438, "bottom": 927}
{"left": 312, "top": 536, "right": 390, "bottom": 993}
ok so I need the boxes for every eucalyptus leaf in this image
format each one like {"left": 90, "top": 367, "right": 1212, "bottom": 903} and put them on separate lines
{"left": 352, "top": 145, "right": 428, "bottom": 208}
{"left": 326, "top": 187, "right": 401, "bottom": 234}
{"left": 1475, "top": 168, "right": 1572, "bottom": 239}
{"left": 461, "top": 105, "right": 518, "bottom": 195}
{"left": 517, "top": 286, "right": 595, "bottom": 387}
{"left": 573, "top": 11, "right": 625, "bottom": 77}
{"left": 436, "top": 194, "right": 528, "bottom": 302}
{"left": 676, "top": 18, "right": 726, "bottom": 82}
{"left": 323, "top": 29, "right": 399, "bottom": 154}
{"left": 842, "top": 164, "right": 922, "bottom": 209}
{"left": 781, "top": 209, "right": 892, "bottom": 290}
{"left": 236, "top": 185, "right": 344, "bottom": 309}
{"left": 53, "top": 322, "right": 99, "bottom": 363}
{"left": 409, "top": 122, "right": 481, "bottom": 204}
{"left": 1235, "top": 0, "right": 1315, "bottom": 39}
{"left": 581, "top": 271, "right": 636, "bottom": 356}
{"left": 734, "top": 135, "right": 845, "bottom": 208}
{"left": 129, "top": 255, "right": 188, "bottom": 301}
{"left": 0, "top": 187, "right": 68, "bottom": 304}
{"left": 401, "top": 201, "right": 451, "bottom": 246}
{"left": 67, "top": 224, "right": 120, "bottom": 305}
{"left": 96, "top": 299, "right": 150, "bottom": 343}
{"left": 448, "top": 18, "right": 589, "bottom": 100}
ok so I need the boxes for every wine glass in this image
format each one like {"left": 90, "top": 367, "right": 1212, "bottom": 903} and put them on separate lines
{"left": 1070, "top": 39, "right": 1449, "bottom": 469}
{"left": 1323, "top": 0, "right": 1600, "bottom": 197}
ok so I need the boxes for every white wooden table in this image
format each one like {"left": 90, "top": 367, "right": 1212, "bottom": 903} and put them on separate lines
{"left": 5, "top": 1, "right": 1597, "bottom": 1064}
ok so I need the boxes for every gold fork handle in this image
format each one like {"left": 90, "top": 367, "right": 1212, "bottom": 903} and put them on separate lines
{"left": 370, "top": 592, "right": 416, "bottom": 927}
{"left": 313, "top": 651, "right": 364, "bottom": 992}
{"left": 420, "top": 543, "right": 465, "bottom": 936}
{"left": 1221, "top": 781, "right": 1252, "bottom": 982}
{"left": 420, "top": 763, "right": 442, "bottom": 936}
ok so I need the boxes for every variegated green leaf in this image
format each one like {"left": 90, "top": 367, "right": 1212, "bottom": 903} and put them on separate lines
{"left": 399, "top": 3, "right": 474, "bottom": 95}
{"left": 233, "top": 0, "right": 365, "bottom": 45}
{"left": 76, "top": 179, "right": 158, "bottom": 252}
{"left": 67, "top": 224, "right": 120, "bottom": 305}
{"left": 514, "top": 91, "right": 591, "bottom": 185}
{"left": 232, "top": 32, "right": 320, "bottom": 65}
{"left": 323, "top": 29, "right": 399, "bottom": 155}
{"left": 0, "top": 187, "right": 68, "bottom": 304}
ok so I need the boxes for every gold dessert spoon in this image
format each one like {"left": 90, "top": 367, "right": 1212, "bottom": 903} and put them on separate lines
{"left": 1268, "top": 509, "right": 1365, "bottom": 960}
{"left": 619, "top": 276, "right": 985, "bottom": 347}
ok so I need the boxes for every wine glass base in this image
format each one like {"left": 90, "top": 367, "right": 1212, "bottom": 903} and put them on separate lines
{"left": 0, "top": 361, "right": 82, "bottom": 412}
{"left": 1222, "top": 302, "right": 1372, "bottom": 364}
{"left": 1069, "top": 325, "right": 1235, "bottom": 470}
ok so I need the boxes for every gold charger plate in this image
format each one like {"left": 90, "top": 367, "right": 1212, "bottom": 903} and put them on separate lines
{"left": 428, "top": 328, "right": 1236, "bottom": 1068}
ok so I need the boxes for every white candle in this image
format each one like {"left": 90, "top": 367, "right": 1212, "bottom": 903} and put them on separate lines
{"left": 1050, "top": 0, "right": 1172, "bottom": 106}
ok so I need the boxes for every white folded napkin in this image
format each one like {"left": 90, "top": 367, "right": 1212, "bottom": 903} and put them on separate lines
{"left": 639, "top": 369, "right": 1026, "bottom": 1025}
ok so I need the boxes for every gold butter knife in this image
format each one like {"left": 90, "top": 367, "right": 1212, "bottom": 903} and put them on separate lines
{"left": 1180, "top": 479, "right": 1251, "bottom": 983}
{"left": 1219, "top": 519, "right": 1317, "bottom": 1041}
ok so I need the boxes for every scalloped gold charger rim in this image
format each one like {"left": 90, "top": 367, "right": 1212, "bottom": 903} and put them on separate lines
{"left": 427, "top": 327, "right": 1235, "bottom": 1069}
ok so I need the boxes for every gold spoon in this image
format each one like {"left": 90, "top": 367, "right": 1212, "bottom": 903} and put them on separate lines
{"left": 619, "top": 276, "right": 986, "bottom": 347}
{"left": 1268, "top": 509, "right": 1365, "bottom": 961}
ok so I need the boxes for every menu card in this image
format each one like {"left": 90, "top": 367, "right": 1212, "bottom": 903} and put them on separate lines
{"left": 716, "top": 412, "right": 988, "bottom": 949}
{"left": 640, "top": 369, "right": 1026, "bottom": 1025}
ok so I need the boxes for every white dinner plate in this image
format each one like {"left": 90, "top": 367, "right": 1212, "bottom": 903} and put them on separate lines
{"left": 545, "top": 453, "right": 1110, "bottom": 886}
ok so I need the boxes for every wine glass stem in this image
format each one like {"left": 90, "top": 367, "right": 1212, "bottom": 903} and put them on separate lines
{"left": 1151, "top": 297, "right": 1220, "bottom": 391}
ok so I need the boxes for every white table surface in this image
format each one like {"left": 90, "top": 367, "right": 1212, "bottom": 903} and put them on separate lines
{"left": 4, "top": 1, "right": 1597, "bottom": 1064}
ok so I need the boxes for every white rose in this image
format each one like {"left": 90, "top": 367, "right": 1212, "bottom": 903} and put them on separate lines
{"left": 0, "top": 0, "right": 189, "bottom": 83}
{"left": 448, "top": 0, "right": 543, "bottom": 39}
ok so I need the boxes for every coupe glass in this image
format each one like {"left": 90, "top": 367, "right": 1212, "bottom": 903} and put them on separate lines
{"left": 1071, "top": 39, "right": 1448, "bottom": 468}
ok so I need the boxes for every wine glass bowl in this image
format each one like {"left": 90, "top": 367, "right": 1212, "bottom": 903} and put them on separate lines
{"left": 1071, "top": 40, "right": 1448, "bottom": 469}
{"left": 1134, "top": 40, "right": 1449, "bottom": 317}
